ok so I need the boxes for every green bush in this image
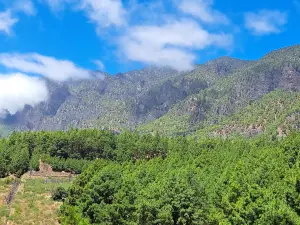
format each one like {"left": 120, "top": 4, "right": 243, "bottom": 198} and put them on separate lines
{"left": 52, "top": 187, "right": 68, "bottom": 202}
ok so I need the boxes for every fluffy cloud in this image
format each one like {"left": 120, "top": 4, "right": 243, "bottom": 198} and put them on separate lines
{"left": 40, "top": 0, "right": 232, "bottom": 70}
{"left": 0, "top": 11, "right": 18, "bottom": 34}
{"left": 0, "top": 53, "right": 91, "bottom": 82}
{"left": 0, "top": 53, "right": 94, "bottom": 115}
{"left": 117, "top": 1, "right": 231, "bottom": 70}
{"left": 178, "top": 0, "right": 229, "bottom": 24}
{"left": 0, "top": 73, "right": 48, "bottom": 116}
{"left": 79, "top": 0, "right": 126, "bottom": 30}
{"left": 120, "top": 20, "right": 232, "bottom": 71}
{"left": 244, "top": 10, "right": 287, "bottom": 35}
{"left": 39, "top": 0, "right": 232, "bottom": 71}
{"left": 42, "top": 0, "right": 126, "bottom": 29}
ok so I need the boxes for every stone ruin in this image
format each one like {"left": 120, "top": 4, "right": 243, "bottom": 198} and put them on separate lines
{"left": 38, "top": 160, "right": 53, "bottom": 174}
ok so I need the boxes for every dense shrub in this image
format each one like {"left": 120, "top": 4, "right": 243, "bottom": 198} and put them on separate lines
{"left": 52, "top": 187, "right": 68, "bottom": 202}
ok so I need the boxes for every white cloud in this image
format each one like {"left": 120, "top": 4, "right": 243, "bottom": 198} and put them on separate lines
{"left": 244, "top": 10, "right": 287, "bottom": 35}
{"left": 0, "top": 73, "right": 48, "bottom": 115}
{"left": 0, "top": 53, "right": 92, "bottom": 82}
{"left": 42, "top": 0, "right": 126, "bottom": 29}
{"left": 79, "top": 0, "right": 126, "bottom": 30}
{"left": 121, "top": 41, "right": 196, "bottom": 71}
{"left": 40, "top": 0, "right": 232, "bottom": 71}
{"left": 93, "top": 60, "right": 105, "bottom": 70}
{"left": 0, "top": 11, "right": 18, "bottom": 34}
{"left": 13, "top": 0, "right": 36, "bottom": 16}
{"left": 120, "top": 20, "right": 232, "bottom": 71}
{"left": 178, "top": 0, "right": 229, "bottom": 24}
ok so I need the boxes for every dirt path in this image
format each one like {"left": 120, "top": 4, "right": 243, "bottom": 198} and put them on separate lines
{"left": 3, "top": 179, "right": 20, "bottom": 225}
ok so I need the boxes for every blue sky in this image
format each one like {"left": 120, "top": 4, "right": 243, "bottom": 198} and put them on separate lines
{"left": 0, "top": 0, "right": 299, "bottom": 75}
{"left": 0, "top": 0, "right": 299, "bottom": 115}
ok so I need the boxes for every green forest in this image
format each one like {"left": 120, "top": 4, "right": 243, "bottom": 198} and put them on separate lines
{"left": 1, "top": 129, "right": 300, "bottom": 224}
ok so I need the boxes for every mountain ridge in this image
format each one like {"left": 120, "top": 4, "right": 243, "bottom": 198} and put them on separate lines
{"left": 1, "top": 44, "right": 300, "bottom": 137}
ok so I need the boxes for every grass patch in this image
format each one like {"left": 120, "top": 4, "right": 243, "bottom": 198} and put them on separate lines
{"left": 0, "top": 177, "right": 13, "bottom": 224}
{"left": 24, "top": 178, "right": 71, "bottom": 194}
{"left": 8, "top": 177, "right": 71, "bottom": 225}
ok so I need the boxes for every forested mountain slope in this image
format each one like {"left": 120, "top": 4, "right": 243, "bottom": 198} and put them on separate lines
{"left": 194, "top": 90, "right": 300, "bottom": 138}
{"left": 140, "top": 45, "right": 300, "bottom": 136}
{"left": 1, "top": 45, "right": 300, "bottom": 137}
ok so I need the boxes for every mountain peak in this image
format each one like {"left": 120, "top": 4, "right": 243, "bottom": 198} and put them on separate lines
{"left": 203, "top": 56, "right": 251, "bottom": 76}
{"left": 262, "top": 44, "right": 300, "bottom": 61}
{"left": 205, "top": 56, "right": 251, "bottom": 65}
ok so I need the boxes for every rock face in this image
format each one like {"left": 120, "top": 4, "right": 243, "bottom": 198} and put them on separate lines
{"left": 2, "top": 45, "right": 300, "bottom": 136}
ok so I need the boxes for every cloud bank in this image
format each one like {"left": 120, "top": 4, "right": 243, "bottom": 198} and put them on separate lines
{"left": 119, "top": 0, "right": 233, "bottom": 71}
{"left": 0, "top": 53, "right": 92, "bottom": 116}
{"left": 0, "top": 73, "right": 48, "bottom": 116}
{"left": 120, "top": 19, "right": 232, "bottom": 71}
{"left": 40, "top": 0, "right": 232, "bottom": 71}
{"left": 0, "top": 53, "right": 92, "bottom": 82}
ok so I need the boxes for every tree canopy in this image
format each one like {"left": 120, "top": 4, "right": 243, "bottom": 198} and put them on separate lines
{"left": 1, "top": 129, "right": 300, "bottom": 224}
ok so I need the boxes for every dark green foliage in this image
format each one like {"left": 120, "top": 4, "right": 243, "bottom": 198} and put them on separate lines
{"left": 0, "top": 129, "right": 169, "bottom": 177}
{"left": 59, "top": 132, "right": 300, "bottom": 225}
{"left": 52, "top": 187, "right": 68, "bottom": 202}
{"left": 9, "top": 146, "right": 30, "bottom": 177}
{"left": 3, "top": 128, "right": 300, "bottom": 224}
{"left": 0, "top": 138, "right": 30, "bottom": 177}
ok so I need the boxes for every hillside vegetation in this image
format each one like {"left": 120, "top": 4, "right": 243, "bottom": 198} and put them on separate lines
{"left": 193, "top": 90, "right": 300, "bottom": 138}
{"left": 139, "top": 45, "right": 300, "bottom": 136}
{"left": 59, "top": 132, "right": 300, "bottom": 225}
{"left": 0, "top": 129, "right": 170, "bottom": 178}
{"left": 1, "top": 129, "right": 300, "bottom": 224}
